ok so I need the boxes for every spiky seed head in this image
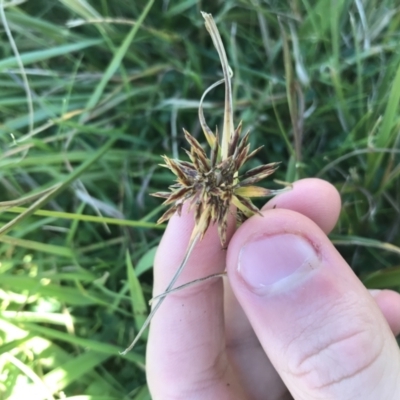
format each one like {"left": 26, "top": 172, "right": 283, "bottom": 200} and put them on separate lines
{"left": 153, "top": 125, "right": 280, "bottom": 247}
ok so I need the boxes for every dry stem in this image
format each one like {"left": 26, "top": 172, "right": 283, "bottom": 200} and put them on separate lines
{"left": 121, "top": 233, "right": 200, "bottom": 355}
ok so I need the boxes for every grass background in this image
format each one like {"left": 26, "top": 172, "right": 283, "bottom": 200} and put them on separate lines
{"left": 0, "top": 0, "right": 400, "bottom": 399}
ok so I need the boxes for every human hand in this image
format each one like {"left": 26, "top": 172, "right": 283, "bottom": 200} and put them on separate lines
{"left": 146, "top": 178, "right": 400, "bottom": 399}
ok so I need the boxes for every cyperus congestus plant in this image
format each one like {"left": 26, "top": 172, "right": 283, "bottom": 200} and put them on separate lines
{"left": 121, "top": 12, "right": 285, "bottom": 355}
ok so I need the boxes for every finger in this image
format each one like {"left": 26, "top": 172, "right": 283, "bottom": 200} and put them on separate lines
{"left": 227, "top": 209, "right": 400, "bottom": 399}
{"left": 224, "top": 283, "right": 291, "bottom": 400}
{"left": 224, "top": 178, "right": 342, "bottom": 399}
{"left": 263, "top": 177, "right": 341, "bottom": 234}
{"left": 370, "top": 289, "right": 400, "bottom": 336}
{"left": 146, "top": 205, "right": 244, "bottom": 399}
{"left": 244, "top": 179, "right": 398, "bottom": 337}
{"left": 265, "top": 178, "right": 400, "bottom": 336}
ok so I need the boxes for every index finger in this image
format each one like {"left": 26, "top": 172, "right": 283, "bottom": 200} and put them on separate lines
{"left": 146, "top": 205, "right": 242, "bottom": 398}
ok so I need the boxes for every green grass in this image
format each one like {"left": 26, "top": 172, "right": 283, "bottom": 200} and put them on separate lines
{"left": 0, "top": 0, "right": 400, "bottom": 398}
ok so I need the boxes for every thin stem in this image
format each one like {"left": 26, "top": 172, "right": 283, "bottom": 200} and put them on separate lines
{"left": 120, "top": 233, "right": 200, "bottom": 355}
{"left": 0, "top": 0, "right": 34, "bottom": 134}
{"left": 149, "top": 272, "right": 226, "bottom": 305}
{"left": 201, "top": 12, "right": 234, "bottom": 160}
{"left": 198, "top": 77, "right": 225, "bottom": 148}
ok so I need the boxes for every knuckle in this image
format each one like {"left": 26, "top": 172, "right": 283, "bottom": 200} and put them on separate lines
{"left": 285, "top": 300, "right": 384, "bottom": 392}
{"left": 150, "top": 345, "right": 230, "bottom": 400}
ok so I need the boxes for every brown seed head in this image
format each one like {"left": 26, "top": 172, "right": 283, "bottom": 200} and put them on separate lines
{"left": 153, "top": 125, "right": 280, "bottom": 247}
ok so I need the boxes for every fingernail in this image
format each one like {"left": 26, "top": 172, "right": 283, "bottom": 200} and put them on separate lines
{"left": 238, "top": 233, "right": 321, "bottom": 293}
{"left": 368, "top": 289, "right": 382, "bottom": 298}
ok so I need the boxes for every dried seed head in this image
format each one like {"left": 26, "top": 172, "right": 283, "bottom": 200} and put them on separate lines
{"left": 153, "top": 127, "right": 281, "bottom": 247}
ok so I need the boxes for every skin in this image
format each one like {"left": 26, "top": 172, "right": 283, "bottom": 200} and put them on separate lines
{"left": 146, "top": 178, "right": 400, "bottom": 400}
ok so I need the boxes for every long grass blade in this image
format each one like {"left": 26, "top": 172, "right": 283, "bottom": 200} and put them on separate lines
{"left": 0, "top": 137, "right": 116, "bottom": 237}
{"left": 0, "top": 39, "right": 102, "bottom": 71}
{"left": 5, "top": 206, "right": 162, "bottom": 229}
{"left": 84, "top": 0, "right": 155, "bottom": 111}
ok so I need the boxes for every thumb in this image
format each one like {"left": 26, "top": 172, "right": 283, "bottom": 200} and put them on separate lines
{"left": 227, "top": 209, "right": 400, "bottom": 400}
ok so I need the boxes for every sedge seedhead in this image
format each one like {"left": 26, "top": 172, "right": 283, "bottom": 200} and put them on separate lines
{"left": 153, "top": 124, "right": 280, "bottom": 247}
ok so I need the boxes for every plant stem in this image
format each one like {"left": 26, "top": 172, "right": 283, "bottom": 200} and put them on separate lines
{"left": 201, "top": 12, "right": 234, "bottom": 160}
{"left": 121, "top": 233, "right": 200, "bottom": 355}
{"left": 149, "top": 271, "right": 226, "bottom": 305}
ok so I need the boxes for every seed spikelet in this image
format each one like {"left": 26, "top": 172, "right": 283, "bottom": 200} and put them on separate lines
{"left": 153, "top": 127, "right": 280, "bottom": 247}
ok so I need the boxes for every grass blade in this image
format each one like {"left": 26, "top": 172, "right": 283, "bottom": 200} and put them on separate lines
{"left": 0, "top": 39, "right": 102, "bottom": 71}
